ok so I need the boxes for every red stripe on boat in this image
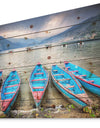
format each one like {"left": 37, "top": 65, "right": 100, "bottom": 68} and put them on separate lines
{"left": 32, "top": 86, "right": 44, "bottom": 89}
{"left": 4, "top": 92, "right": 15, "bottom": 95}
{"left": 5, "top": 84, "right": 19, "bottom": 88}
{"left": 31, "top": 79, "right": 46, "bottom": 81}
{"left": 8, "top": 79, "right": 18, "bottom": 82}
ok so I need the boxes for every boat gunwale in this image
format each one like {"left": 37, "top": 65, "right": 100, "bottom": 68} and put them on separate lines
{"left": 75, "top": 75, "right": 100, "bottom": 88}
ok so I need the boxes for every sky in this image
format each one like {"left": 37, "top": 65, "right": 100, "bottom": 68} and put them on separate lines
{"left": 0, "top": 4, "right": 100, "bottom": 40}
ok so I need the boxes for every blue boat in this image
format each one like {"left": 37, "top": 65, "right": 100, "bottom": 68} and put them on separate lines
{"left": 51, "top": 65, "right": 92, "bottom": 108}
{"left": 1, "top": 69, "right": 20, "bottom": 114}
{"left": 0, "top": 70, "right": 3, "bottom": 87}
{"left": 29, "top": 63, "right": 49, "bottom": 108}
{"left": 64, "top": 61, "right": 100, "bottom": 96}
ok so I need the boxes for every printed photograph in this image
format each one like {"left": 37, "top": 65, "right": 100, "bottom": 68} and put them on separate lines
{"left": 0, "top": 3, "right": 100, "bottom": 118}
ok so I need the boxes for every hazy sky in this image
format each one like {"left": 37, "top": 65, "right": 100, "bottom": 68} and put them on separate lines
{"left": 0, "top": 4, "right": 100, "bottom": 39}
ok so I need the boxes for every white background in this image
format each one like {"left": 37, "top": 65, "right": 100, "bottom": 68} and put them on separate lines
{"left": 0, "top": 0, "right": 100, "bottom": 127}
{"left": 0, "top": 0, "right": 99, "bottom": 25}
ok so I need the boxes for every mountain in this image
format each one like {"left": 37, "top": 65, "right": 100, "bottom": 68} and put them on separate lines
{"left": 0, "top": 14, "right": 100, "bottom": 52}
{"left": 40, "top": 14, "right": 100, "bottom": 45}
{"left": 0, "top": 36, "right": 43, "bottom": 51}
{"left": 0, "top": 36, "right": 15, "bottom": 51}
{"left": 8, "top": 37, "right": 42, "bottom": 47}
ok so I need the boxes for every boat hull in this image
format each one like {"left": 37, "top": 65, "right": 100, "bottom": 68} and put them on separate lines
{"left": 77, "top": 78, "right": 100, "bottom": 96}
{"left": 3, "top": 90, "right": 19, "bottom": 114}
{"left": 52, "top": 76, "right": 87, "bottom": 108}
{"left": 1, "top": 70, "right": 20, "bottom": 114}
{"left": 29, "top": 63, "right": 49, "bottom": 108}
{"left": 34, "top": 89, "right": 47, "bottom": 108}
{"left": 64, "top": 61, "right": 100, "bottom": 96}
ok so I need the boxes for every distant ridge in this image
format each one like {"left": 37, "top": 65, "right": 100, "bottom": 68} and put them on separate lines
{"left": 0, "top": 36, "right": 14, "bottom": 51}
{"left": 0, "top": 14, "right": 100, "bottom": 52}
{"left": 40, "top": 14, "right": 100, "bottom": 45}
{"left": 0, "top": 36, "right": 42, "bottom": 51}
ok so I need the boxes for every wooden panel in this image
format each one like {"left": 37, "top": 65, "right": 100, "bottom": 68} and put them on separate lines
{"left": 0, "top": 40, "right": 100, "bottom": 73}
{"left": 0, "top": 4, "right": 100, "bottom": 115}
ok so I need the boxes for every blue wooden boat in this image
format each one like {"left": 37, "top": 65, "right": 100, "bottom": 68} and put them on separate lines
{"left": 64, "top": 61, "right": 100, "bottom": 96}
{"left": 0, "top": 70, "right": 3, "bottom": 87}
{"left": 1, "top": 69, "right": 20, "bottom": 114}
{"left": 51, "top": 65, "right": 92, "bottom": 108}
{"left": 29, "top": 63, "right": 49, "bottom": 108}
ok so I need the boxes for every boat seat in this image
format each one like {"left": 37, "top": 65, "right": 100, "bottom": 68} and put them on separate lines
{"left": 34, "top": 73, "right": 44, "bottom": 75}
{"left": 4, "top": 91, "right": 15, "bottom": 95}
{"left": 65, "top": 85, "right": 75, "bottom": 88}
{"left": 70, "top": 70, "right": 78, "bottom": 73}
{"left": 31, "top": 79, "right": 46, "bottom": 81}
{"left": 53, "top": 70, "right": 58, "bottom": 72}
{"left": 8, "top": 79, "right": 18, "bottom": 82}
{"left": 5, "top": 84, "right": 19, "bottom": 88}
{"left": 37, "top": 69, "right": 41, "bottom": 71}
{"left": 32, "top": 86, "right": 44, "bottom": 89}
{"left": 57, "top": 78, "right": 70, "bottom": 81}
{"left": 54, "top": 74, "right": 64, "bottom": 76}
{"left": 77, "top": 75, "right": 86, "bottom": 77}
{"left": 12, "top": 75, "right": 16, "bottom": 77}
